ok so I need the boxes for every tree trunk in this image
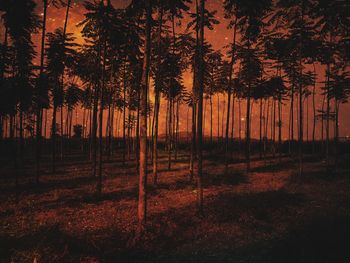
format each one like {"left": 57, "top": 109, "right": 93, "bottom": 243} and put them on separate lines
{"left": 152, "top": 82, "right": 161, "bottom": 184}
{"left": 246, "top": 86, "right": 251, "bottom": 174}
{"left": 224, "top": 15, "right": 237, "bottom": 173}
{"left": 272, "top": 100, "right": 276, "bottom": 158}
{"left": 238, "top": 98, "right": 241, "bottom": 142}
{"left": 167, "top": 97, "right": 172, "bottom": 170}
{"left": 264, "top": 98, "right": 270, "bottom": 164}
{"left": 289, "top": 84, "right": 294, "bottom": 154}
{"left": 326, "top": 65, "right": 330, "bottom": 173}
{"left": 334, "top": 101, "right": 339, "bottom": 172}
{"left": 278, "top": 97, "right": 282, "bottom": 162}
{"left": 321, "top": 93, "right": 325, "bottom": 152}
{"left": 231, "top": 93, "right": 235, "bottom": 146}
{"left": 306, "top": 96, "right": 309, "bottom": 142}
{"left": 210, "top": 94, "right": 213, "bottom": 145}
{"left": 92, "top": 85, "right": 98, "bottom": 177}
{"left": 136, "top": 90, "right": 140, "bottom": 172}
{"left": 312, "top": 64, "right": 316, "bottom": 153}
{"left": 36, "top": 0, "right": 48, "bottom": 184}
{"left": 152, "top": 6, "right": 163, "bottom": 185}
{"left": 122, "top": 65, "right": 126, "bottom": 166}
{"left": 221, "top": 98, "right": 225, "bottom": 139}
{"left": 190, "top": 102, "right": 196, "bottom": 180}
{"left": 196, "top": 0, "right": 205, "bottom": 214}
{"left": 298, "top": 6, "right": 304, "bottom": 177}
{"left": 175, "top": 100, "right": 179, "bottom": 161}
{"left": 259, "top": 98, "right": 263, "bottom": 159}
{"left": 137, "top": 0, "right": 151, "bottom": 234}
{"left": 217, "top": 94, "right": 220, "bottom": 144}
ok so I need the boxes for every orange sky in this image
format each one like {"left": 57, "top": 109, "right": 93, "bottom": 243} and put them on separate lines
{"left": 1, "top": 0, "right": 349, "bottom": 139}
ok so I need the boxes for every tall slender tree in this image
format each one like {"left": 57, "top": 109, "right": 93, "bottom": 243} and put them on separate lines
{"left": 137, "top": 0, "right": 152, "bottom": 234}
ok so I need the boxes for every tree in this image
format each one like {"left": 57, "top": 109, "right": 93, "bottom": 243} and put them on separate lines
{"left": 327, "top": 66, "right": 349, "bottom": 171}
{"left": 79, "top": 0, "right": 122, "bottom": 195}
{"left": 187, "top": 0, "right": 218, "bottom": 180}
{"left": 238, "top": 45, "right": 263, "bottom": 172}
{"left": 223, "top": 0, "right": 239, "bottom": 173}
{"left": 2, "top": 0, "right": 40, "bottom": 180}
{"left": 226, "top": 0, "right": 272, "bottom": 173}
{"left": 195, "top": 0, "right": 205, "bottom": 214}
{"left": 35, "top": 0, "right": 65, "bottom": 183}
{"left": 137, "top": 0, "right": 152, "bottom": 234}
{"left": 204, "top": 51, "right": 223, "bottom": 146}
{"left": 274, "top": 0, "right": 317, "bottom": 176}
{"left": 46, "top": 28, "right": 76, "bottom": 173}
{"left": 311, "top": 0, "right": 350, "bottom": 173}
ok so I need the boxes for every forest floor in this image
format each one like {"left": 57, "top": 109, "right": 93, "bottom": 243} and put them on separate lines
{"left": 1, "top": 150, "right": 350, "bottom": 263}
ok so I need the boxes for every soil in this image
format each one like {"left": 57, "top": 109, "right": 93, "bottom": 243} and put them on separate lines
{"left": 1, "top": 150, "right": 350, "bottom": 263}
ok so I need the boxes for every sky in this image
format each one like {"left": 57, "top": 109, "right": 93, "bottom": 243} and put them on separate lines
{"left": 1, "top": 0, "right": 349, "bottom": 140}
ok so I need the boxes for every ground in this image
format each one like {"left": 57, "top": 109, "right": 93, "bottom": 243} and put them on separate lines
{"left": 1, "top": 149, "right": 350, "bottom": 263}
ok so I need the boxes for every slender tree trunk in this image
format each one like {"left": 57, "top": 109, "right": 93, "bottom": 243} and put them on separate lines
{"left": 259, "top": 98, "right": 263, "bottom": 159}
{"left": 153, "top": 83, "right": 161, "bottom": 184}
{"left": 89, "top": 107, "right": 92, "bottom": 160}
{"left": 245, "top": 41, "right": 252, "bottom": 174}
{"left": 321, "top": 93, "right": 325, "bottom": 152}
{"left": 238, "top": 98, "right": 241, "bottom": 142}
{"left": 312, "top": 64, "right": 316, "bottom": 153}
{"left": 210, "top": 94, "right": 213, "bottom": 145}
{"left": 326, "top": 65, "right": 331, "bottom": 173}
{"left": 246, "top": 85, "right": 251, "bottom": 174}
{"left": 82, "top": 108, "right": 86, "bottom": 152}
{"left": 122, "top": 65, "right": 126, "bottom": 166}
{"left": 272, "top": 100, "right": 276, "bottom": 158}
{"left": 203, "top": 98, "right": 206, "bottom": 138}
{"left": 186, "top": 106, "right": 189, "bottom": 144}
{"left": 106, "top": 99, "right": 111, "bottom": 159}
{"left": 195, "top": 0, "right": 205, "bottom": 214}
{"left": 175, "top": 100, "right": 179, "bottom": 161}
{"left": 168, "top": 97, "right": 172, "bottom": 170}
{"left": 190, "top": 103, "right": 196, "bottom": 180}
{"left": 35, "top": 0, "right": 48, "bottom": 184}
{"left": 306, "top": 96, "right": 309, "bottom": 142}
{"left": 60, "top": 105, "right": 64, "bottom": 160}
{"left": 19, "top": 111, "right": 24, "bottom": 172}
{"left": 92, "top": 85, "right": 98, "bottom": 177}
{"left": 221, "top": 98, "right": 225, "bottom": 139}
{"left": 289, "top": 84, "right": 294, "bottom": 154}
{"left": 43, "top": 109, "right": 47, "bottom": 139}
{"left": 59, "top": 0, "right": 71, "bottom": 162}
{"left": 127, "top": 110, "right": 131, "bottom": 160}
{"left": 264, "top": 98, "right": 270, "bottom": 164}
{"left": 217, "top": 94, "right": 220, "bottom": 144}
{"left": 165, "top": 98, "right": 169, "bottom": 151}
{"left": 190, "top": 0, "right": 199, "bottom": 180}
{"left": 97, "top": 39, "right": 106, "bottom": 196}
{"left": 69, "top": 109, "right": 73, "bottom": 138}
{"left": 110, "top": 105, "right": 115, "bottom": 155}
{"left": 298, "top": 5, "right": 304, "bottom": 177}
{"left": 224, "top": 15, "right": 237, "bottom": 173}
{"left": 136, "top": 91, "right": 140, "bottom": 171}
{"left": 334, "top": 101, "right": 339, "bottom": 172}
{"left": 278, "top": 97, "right": 282, "bottom": 162}
{"left": 0, "top": 28, "right": 8, "bottom": 141}
{"left": 115, "top": 110, "right": 119, "bottom": 141}
{"left": 137, "top": 0, "right": 151, "bottom": 234}
{"left": 231, "top": 93, "right": 235, "bottom": 144}
{"left": 10, "top": 115, "right": 18, "bottom": 196}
